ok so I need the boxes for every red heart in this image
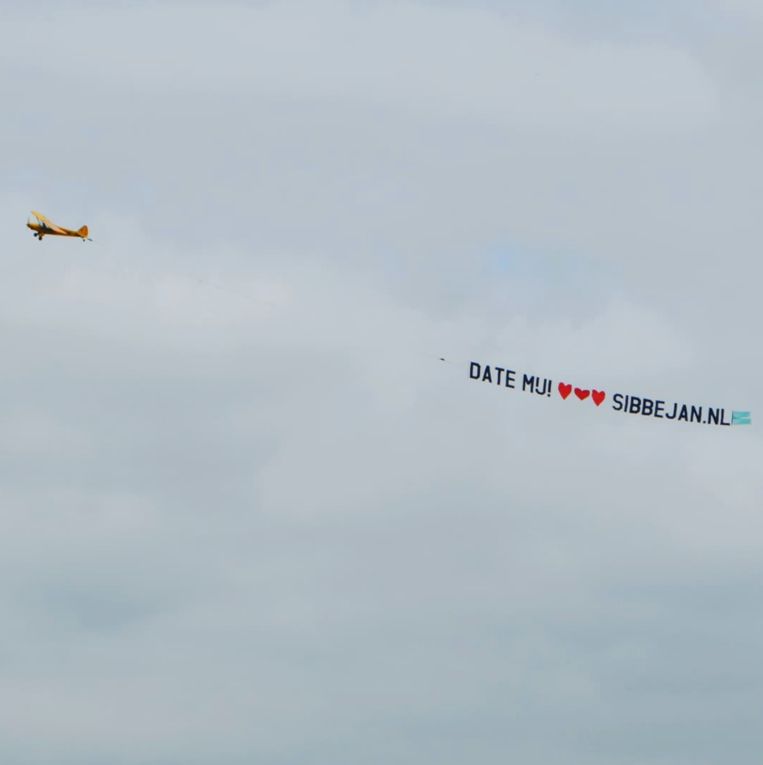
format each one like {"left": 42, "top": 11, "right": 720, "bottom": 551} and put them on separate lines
{"left": 574, "top": 388, "right": 590, "bottom": 401}
{"left": 592, "top": 389, "right": 606, "bottom": 406}
{"left": 558, "top": 382, "right": 572, "bottom": 400}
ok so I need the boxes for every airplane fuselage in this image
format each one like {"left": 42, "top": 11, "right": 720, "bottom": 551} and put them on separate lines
{"left": 27, "top": 221, "right": 89, "bottom": 241}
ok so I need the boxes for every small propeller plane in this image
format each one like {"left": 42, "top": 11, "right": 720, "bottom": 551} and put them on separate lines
{"left": 27, "top": 211, "right": 91, "bottom": 241}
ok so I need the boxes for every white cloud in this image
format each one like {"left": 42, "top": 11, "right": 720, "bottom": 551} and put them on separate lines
{"left": 2, "top": 1, "right": 717, "bottom": 132}
{"left": 1, "top": 2, "right": 762, "bottom": 763}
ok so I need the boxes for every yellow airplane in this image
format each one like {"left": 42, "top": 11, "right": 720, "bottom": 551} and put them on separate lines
{"left": 27, "top": 210, "right": 91, "bottom": 241}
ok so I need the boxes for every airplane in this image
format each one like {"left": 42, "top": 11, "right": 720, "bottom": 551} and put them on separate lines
{"left": 27, "top": 210, "right": 91, "bottom": 241}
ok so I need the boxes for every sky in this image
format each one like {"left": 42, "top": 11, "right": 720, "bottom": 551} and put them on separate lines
{"left": 1, "top": 1, "right": 762, "bottom": 763}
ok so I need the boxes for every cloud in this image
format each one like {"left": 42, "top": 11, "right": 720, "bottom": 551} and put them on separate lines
{"left": 1, "top": 2, "right": 762, "bottom": 763}
{"left": 3, "top": 2, "right": 717, "bottom": 131}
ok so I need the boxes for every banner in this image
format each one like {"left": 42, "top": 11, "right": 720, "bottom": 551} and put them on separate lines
{"left": 468, "top": 361, "right": 751, "bottom": 428}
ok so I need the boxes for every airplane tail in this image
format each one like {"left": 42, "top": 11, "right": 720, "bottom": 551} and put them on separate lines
{"left": 78, "top": 225, "right": 89, "bottom": 238}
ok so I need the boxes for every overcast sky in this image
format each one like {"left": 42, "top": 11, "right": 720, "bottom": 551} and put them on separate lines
{"left": 1, "top": 2, "right": 762, "bottom": 763}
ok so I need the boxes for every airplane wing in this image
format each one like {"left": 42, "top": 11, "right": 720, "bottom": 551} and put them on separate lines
{"left": 31, "top": 210, "right": 67, "bottom": 234}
